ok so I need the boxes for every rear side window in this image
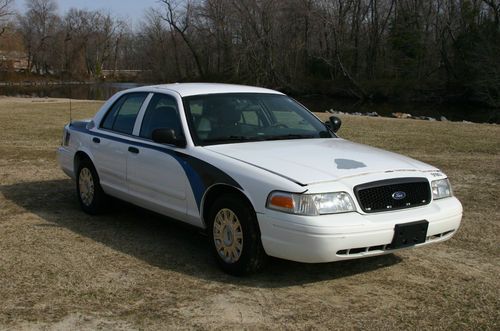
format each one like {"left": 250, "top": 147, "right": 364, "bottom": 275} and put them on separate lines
{"left": 101, "top": 93, "right": 148, "bottom": 135}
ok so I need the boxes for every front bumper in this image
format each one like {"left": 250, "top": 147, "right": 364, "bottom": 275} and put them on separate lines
{"left": 257, "top": 197, "right": 462, "bottom": 263}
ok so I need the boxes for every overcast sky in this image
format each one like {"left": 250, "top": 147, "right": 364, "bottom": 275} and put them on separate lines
{"left": 16, "top": 0, "right": 161, "bottom": 24}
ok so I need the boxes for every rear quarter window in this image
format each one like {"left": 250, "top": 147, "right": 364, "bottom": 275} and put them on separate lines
{"left": 101, "top": 93, "right": 148, "bottom": 135}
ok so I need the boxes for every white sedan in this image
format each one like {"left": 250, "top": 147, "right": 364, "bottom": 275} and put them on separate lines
{"left": 57, "top": 83, "right": 463, "bottom": 275}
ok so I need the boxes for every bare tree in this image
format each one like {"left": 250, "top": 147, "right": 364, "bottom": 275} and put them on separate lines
{"left": 4, "top": 0, "right": 499, "bottom": 107}
{"left": 482, "top": 0, "right": 500, "bottom": 26}
{"left": 137, "top": 9, "right": 177, "bottom": 81}
{"left": 18, "top": 0, "right": 59, "bottom": 74}
{"left": 159, "top": 0, "right": 206, "bottom": 77}
{"left": 59, "top": 8, "right": 128, "bottom": 79}
{"left": 0, "top": 0, "right": 14, "bottom": 37}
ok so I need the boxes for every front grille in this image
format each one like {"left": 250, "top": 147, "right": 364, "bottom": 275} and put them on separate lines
{"left": 354, "top": 177, "right": 431, "bottom": 213}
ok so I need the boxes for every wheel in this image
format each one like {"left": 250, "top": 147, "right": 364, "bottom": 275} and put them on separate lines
{"left": 208, "top": 195, "right": 267, "bottom": 275}
{"left": 76, "top": 158, "right": 107, "bottom": 215}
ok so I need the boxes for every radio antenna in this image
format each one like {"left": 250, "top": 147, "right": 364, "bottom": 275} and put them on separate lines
{"left": 65, "top": 33, "right": 73, "bottom": 125}
{"left": 69, "top": 84, "right": 73, "bottom": 124}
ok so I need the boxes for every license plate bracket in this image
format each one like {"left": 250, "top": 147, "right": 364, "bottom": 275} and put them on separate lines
{"left": 389, "top": 220, "right": 429, "bottom": 249}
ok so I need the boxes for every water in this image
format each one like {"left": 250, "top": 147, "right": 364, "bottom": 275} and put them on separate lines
{"left": 297, "top": 95, "right": 499, "bottom": 124}
{"left": 0, "top": 82, "right": 497, "bottom": 123}
{"left": 0, "top": 82, "right": 140, "bottom": 102}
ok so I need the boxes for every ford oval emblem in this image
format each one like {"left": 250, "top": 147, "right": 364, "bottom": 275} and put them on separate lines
{"left": 392, "top": 191, "right": 406, "bottom": 200}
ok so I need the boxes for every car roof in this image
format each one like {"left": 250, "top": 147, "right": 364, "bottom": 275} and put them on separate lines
{"left": 129, "top": 83, "right": 284, "bottom": 97}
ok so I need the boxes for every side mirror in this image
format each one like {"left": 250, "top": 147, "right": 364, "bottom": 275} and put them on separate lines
{"left": 327, "top": 116, "right": 342, "bottom": 133}
{"left": 152, "top": 128, "right": 186, "bottom": 148}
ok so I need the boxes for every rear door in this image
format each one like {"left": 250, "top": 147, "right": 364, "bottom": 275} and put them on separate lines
{"left": 91, "top": 92, "right": 149, "bottom": 196}
{"left": 126, "top": 93, "right": 188, "bottom": 220}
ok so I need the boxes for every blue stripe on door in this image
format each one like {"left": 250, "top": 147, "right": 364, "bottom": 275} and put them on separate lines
{"left": 70, "top": 124, "right": 242, "bottom": 210}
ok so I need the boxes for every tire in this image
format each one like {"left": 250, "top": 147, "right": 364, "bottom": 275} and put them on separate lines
{"left": 76, "top": 158, "right": 107, "bottom": 215}
{"left": 208, "top": 194, "right": 267, "bottom": 275}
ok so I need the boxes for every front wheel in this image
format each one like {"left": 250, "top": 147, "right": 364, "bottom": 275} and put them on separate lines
{"left": 208, "top": 195, "right": 267, "bottom": 275}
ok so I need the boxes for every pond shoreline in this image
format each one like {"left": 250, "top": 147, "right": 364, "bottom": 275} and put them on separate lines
{"left": 1, "top": 95, "right": 497, "bottom": 127}
{"left": 0, "top": 81, "right": 94, "bottom": 87}
{"left": 0, "top": 82, "right": 498, "bottom": 124}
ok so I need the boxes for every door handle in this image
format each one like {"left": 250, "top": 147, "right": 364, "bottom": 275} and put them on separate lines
{"left": 92, "top": 137, "right": 100, "bottom": 144}
{"left": 128, "top": 146, "right": 139, "bottom": 154}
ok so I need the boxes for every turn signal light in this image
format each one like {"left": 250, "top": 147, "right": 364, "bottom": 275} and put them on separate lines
{"left": 269, "top": 194, "right": 294, "bottom": 209}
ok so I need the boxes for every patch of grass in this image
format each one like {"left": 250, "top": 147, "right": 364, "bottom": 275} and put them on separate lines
{"left": 0, "top": 97, "right": 499, "bottom": 329}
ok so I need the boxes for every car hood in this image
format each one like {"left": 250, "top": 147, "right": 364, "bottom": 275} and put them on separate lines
{"left": 204, "top": 138, "right": 437, "bottom": 185}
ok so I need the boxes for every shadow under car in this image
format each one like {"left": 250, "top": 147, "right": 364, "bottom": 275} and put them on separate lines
{"left": 0, "top": 179, "right": 401, "bottom": 287}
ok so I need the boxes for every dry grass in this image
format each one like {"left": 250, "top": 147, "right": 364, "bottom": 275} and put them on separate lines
{"left": 0, "top": 97, "right": 499, "bottom": 330}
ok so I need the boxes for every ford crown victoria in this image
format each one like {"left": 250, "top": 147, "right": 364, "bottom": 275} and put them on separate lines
{"left": 57, "top": 83, "right": 463, "bottom": 275}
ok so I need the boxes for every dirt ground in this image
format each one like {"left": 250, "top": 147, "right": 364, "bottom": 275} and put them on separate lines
{"left": 0, "top": 97, "right": 499, "bottom": 330}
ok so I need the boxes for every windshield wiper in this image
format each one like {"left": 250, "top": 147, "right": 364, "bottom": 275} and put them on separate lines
{"left": 203, "top": 136, "right": 261, "bottom": 143}
{"left": 319, "top": 130, "right": 334, "bottom": 138}
{"left": 263, "top": 134, "right": 315, "bottom": 141}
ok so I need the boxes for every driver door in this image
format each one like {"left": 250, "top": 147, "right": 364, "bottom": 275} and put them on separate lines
{"left": 126, "top": 93, "right": 187, "bottom": 219}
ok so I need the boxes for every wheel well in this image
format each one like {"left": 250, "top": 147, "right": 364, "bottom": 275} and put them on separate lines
{"left": 202, "top": 185, "right": 256, "bottom": 227}
{"left": 74, "top": 151, "right": 92, "bottom": 175}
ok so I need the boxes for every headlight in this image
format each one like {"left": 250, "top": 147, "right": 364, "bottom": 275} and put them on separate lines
{"left": 266, "top": 191, "right": 356, "bottom": 216}
{"left": 431, "top": 178, "right": 452, "bottom": 200}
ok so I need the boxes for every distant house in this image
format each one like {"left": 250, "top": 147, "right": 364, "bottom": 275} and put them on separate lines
{"left": 0, "top": 51, "right": 28, "bottom": 71}
{"left": 101, "top": 69, "right": 147, "bottom": 80}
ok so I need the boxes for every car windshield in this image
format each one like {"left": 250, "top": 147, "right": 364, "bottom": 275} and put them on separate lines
{"left": 183, "top": 93, "right": 334, "bottom": 145}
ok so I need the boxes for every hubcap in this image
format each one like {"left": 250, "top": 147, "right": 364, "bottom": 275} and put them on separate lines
{"left": 213, "top": 208, "right": 243, "bottom": 263}
{"left": 79, "top": 167, "right": 94, "bottom": 206}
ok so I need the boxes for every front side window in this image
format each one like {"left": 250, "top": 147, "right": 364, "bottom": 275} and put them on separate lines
{"left": 140, "top": 94, "right": 183, "bottom": 139}
{"left": 184, "top": 93, "right": 333, "bottom": 145}
{"left": 101, "top": 92, "right": 148, "bottom": 135}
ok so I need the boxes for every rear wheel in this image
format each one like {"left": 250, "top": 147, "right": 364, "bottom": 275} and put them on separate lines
{"left": 76, "top": 158, "right": 107, "bottom": 214}
{"left": 208, "top": 195, "right": 267, "bottom": 275}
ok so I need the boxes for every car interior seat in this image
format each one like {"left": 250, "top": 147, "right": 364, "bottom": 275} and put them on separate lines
{"left": 200, "top": 98, "right": 242, "bottom": 139}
